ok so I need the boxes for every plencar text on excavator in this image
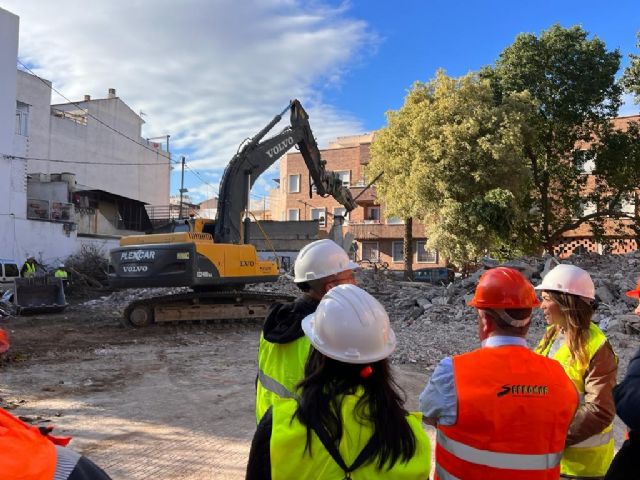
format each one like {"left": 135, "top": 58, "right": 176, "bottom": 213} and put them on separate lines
{"left": 109, "top": 100, "right": 356, "bottom": 327}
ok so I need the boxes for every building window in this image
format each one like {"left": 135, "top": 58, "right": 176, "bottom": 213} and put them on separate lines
{"left": 362, "top": 241, "right": 379, "bottom": 262}
{"left": 365, "top": 206, "right": 380, "bottom": 223}
{"left": 287, "top": 208, "right": 300, "bottom": 221}
{"left": 574, "top": 150, "right": 595, "bottom": 174}
{"left": 336, "top": 171, "right": 351, "bottom": 187}
{"left": 392, "top": 241, "right": 403, "bottom": 263}
{"left": 386, "top": 216, "right": 403, "bottom": 224}
{"left": 288, "top": 174, "right": 301, "bottom": 193}
{"left": 15, "top": 101, "right": 29, "bottom": 136}
{"left": 416, "top": 240, "right": 437, "bottom": 263}
{"left": 310, "top": 208, "right": 326, "bottom": 227}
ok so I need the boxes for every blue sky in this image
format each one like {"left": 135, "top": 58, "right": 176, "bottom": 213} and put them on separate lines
{"left": 5, "top": 0, "right": 640, "bottom": 205}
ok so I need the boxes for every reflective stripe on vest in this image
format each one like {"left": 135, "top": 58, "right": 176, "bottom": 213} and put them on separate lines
{"left": 437, "top": 430, "right": 563, "bottom": 470}
{"left": 435, "top": 463, "right": 461, "bottom": 480}
{"left": 270, "top": 391, "right": 431, "bottom": 480}
{"left": 257, "top": 369, "right": 297, "bottom": 399}
{"left": 255, "top": 334, "right": 310, "bottom": 423}
{"left": 535, "top": 322, "right": 616, "bottom": 477}
{"left": 570, "top": 429, "right": 614, "bottom": 449}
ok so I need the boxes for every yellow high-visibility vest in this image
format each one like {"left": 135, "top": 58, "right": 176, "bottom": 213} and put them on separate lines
{"left": 270, "top": 390, "right": 431, "bottom": 480}
{"left": 536, "top": 322, "right": 615, "bottom": 477}
{"left": 255, "top": 333, "right": 310, "bottom": 424}
{"left": 54, "top": 269, "right": 68, "bottom": 279}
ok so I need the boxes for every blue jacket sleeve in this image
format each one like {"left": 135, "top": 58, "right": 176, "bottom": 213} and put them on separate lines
{"left": 419, "top": 357, "right": 458, "bottom": 426}
{"left": 614, "top": 347, "right": 640, "bottom": 431}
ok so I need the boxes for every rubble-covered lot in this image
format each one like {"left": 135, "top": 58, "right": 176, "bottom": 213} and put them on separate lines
{"left": 0, "top": 253, "right": 638, "bottom": 479}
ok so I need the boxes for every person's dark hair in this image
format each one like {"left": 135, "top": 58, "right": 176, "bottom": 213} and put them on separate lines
{"left": 294, "top": 348, "right": 417, "bottom": 470}
{"left": 295, "top": 281, "right": 311, "bottom": 292}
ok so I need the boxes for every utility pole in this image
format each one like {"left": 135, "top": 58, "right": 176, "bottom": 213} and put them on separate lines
{"left": 179, "top": 156, "right": 186, "bottom": 219}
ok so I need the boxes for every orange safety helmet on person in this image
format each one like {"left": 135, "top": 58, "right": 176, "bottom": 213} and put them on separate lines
{"left": 468, "top": 267, "right": 540, "bottom": 309}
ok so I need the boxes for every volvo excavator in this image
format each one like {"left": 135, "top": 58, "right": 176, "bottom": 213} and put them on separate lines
{"left": 109, "top": 99, "right": 357, "bottom": 327}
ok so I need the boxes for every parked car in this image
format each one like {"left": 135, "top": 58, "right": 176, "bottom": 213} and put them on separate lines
{"left": 413, "top": 267, "right": 455, "bottom": 284}
{"left": 0, "top": 259, "right": 20, "bottom": 293}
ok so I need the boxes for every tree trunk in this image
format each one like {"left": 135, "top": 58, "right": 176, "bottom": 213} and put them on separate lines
{"left": 404, "top": 218, "right": 413, "bottom": 281}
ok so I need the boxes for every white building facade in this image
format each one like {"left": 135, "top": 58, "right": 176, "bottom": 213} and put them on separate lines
{"left": 0, "top": 6, "right": 171, "bottom": 266}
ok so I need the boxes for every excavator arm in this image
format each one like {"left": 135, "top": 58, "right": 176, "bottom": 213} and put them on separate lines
{"left": 214, "top": 99, "right": 357, "bottom": 245}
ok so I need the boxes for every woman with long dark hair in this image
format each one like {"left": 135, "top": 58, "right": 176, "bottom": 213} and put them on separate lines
{"left": 246, "top": 284, "right": 431, "bottom": 479}
{"left": 535, "top": 264, "right": 617, "bottom": 480}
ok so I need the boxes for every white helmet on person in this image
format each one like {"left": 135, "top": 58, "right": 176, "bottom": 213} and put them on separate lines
{"left": 293, "top": 239, "right": 359, "bottom": 283}
{"left": 301, "top": 284, "right": 396, "bottom": 364}
{"left": 535, "top": 264, "right": 595, "bottom": 300}
{"left": 59, "top": 263, "right": 65, "bottom": 268}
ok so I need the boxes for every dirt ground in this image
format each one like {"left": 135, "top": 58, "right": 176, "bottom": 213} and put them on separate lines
{"left": 0, "top": 297, "right": 431, "bottom": 479}
{"left": 0, "top": 289, "right": 631, "bottom": 479}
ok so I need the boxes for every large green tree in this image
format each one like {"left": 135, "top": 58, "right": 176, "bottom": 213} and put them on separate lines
{"left": 368, "top": 71, "right": 537, "bottom": 267}
{"left": 487, "top": 24, "right": 624, "bottom": 251}
{"left": 622, "top": 32, "right": 640, "bottom": 103}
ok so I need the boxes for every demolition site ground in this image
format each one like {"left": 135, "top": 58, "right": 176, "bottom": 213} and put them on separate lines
{"left": 0, "top": 264, "right": 635, "bottom": 479}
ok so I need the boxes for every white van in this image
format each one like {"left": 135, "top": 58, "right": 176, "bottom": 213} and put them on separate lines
{"left": 0, "top": 259, "right": 20, "bottom": 292}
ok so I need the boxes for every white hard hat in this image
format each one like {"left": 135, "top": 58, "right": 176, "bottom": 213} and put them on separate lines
{"left": 302, "top": 284, "right": 396, "bottom": 364}
{"left": 294, "top": 239, "right": 359, "bottom": 283}
{"left": 535, "top": 264, "right": 595, "bottom": 300}
{"left": 59, "top": 263, "right": 65, "bottom": 268}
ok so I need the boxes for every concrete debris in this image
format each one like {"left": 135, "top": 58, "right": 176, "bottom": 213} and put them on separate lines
{"left": 79, "top": 251, "right": 640, "bottom": 374}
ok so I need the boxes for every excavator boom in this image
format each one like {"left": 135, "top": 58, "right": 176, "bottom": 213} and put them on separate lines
{"left": 109, "top": 99, "right": 353, "bottom": 327}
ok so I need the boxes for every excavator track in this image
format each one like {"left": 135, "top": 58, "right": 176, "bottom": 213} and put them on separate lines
{"left": 122, "top": 290, "right": 296, "bottom": 328}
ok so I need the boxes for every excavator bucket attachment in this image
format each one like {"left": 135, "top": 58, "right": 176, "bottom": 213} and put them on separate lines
{"left": 13, "top": 277, "right": 68, "bottom": 315}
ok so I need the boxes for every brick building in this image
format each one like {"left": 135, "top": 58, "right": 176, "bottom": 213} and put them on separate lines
{"left": 553, "top": 114, "right": 640, "bottom": 257}
{"left": 275, "top": 134, "right": 446, "bottom": 272}
{"left": 276, "top": 116, "right": 640, "bottom": 269}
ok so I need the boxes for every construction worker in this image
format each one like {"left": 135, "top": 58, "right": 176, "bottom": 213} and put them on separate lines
{"left": 0, "top": 327, "right": 112, "bottom": 479}
{"left": 603, "top": 279, "right": 640, "bottom": 479}
{"left": 255, "top": 239, "right": 358, "bottom": 424}
{"left": 21, "top": 256, "right": 38, "bottom": 278}
{"left": 54, "top": 263, "right": 70, "bottom": 289}
{"left": 246, "top": 284, "right": 431, "bottom": 479}
{"left": 420, "top": 267, "right": 579, "bottom": 479}
{"left": 535, "top": 264, "right": 617, "bottom": 480}
{"left": 54, "top": 263, "right": 68, "bottom": 280}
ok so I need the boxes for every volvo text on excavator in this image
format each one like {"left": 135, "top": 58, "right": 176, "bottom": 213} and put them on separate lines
{"left": 109, "top": 99, "right": 357, "bottom": 327}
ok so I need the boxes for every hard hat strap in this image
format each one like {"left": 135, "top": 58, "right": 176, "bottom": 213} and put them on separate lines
{"left": 491, "top": 308, "right": 531, "bottom": 327}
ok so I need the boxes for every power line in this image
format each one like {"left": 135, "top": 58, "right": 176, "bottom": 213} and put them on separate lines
{"left": 17, "top": 59, "right": 176, "bottom": 164}
{"left": 16, "top": 60, "right": 269, "bottom": 200}
{"left": 5, "top": 154, "right": 170, "bottom": 167}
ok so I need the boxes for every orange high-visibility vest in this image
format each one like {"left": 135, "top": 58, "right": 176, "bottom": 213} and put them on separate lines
{"left": 0, "top": 408, "right": 57, "bottom": 479}
{"left": 435, "top": 345, "right": 578, "bottom": 480}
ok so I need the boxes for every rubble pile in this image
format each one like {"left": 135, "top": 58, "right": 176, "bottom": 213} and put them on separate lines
{"left": 354, "top": 252, "right": 640, "bottom": 371}
{"left": 76, "top": 253, "right": 639, "bottom": 372}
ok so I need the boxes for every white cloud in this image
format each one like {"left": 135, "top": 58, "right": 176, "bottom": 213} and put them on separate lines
{"left": 619, "top": 93, "right": 640, "bottom": 117}
{"left": 7, "top": 0, "right": 374, "bottom": 192}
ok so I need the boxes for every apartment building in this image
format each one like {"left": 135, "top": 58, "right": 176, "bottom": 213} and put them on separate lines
{"left": 554, "top": 114, "right": 640, "bottom": 257}
{"left": 276, "top": 134, "right": 446, "bottom": 272}
{"left": 277, "top": 116, "right": 640, "bottom": 269}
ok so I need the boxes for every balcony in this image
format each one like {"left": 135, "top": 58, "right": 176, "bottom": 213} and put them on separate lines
{"left": 347, "top": 221, "right": 426, "bottom": 240}
{"left": 349, "top": 185, "right": 377, "bottom": 204}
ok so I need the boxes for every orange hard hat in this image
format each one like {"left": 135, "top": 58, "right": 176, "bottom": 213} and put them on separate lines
{"left": 468, "top": 267, "right": 541, "bottom": 309}
{"left": 0, "top": 328, "right": 9, "bottom": 354}
{"left": 626, "top": 279, "right": 640, "bottom": 299}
